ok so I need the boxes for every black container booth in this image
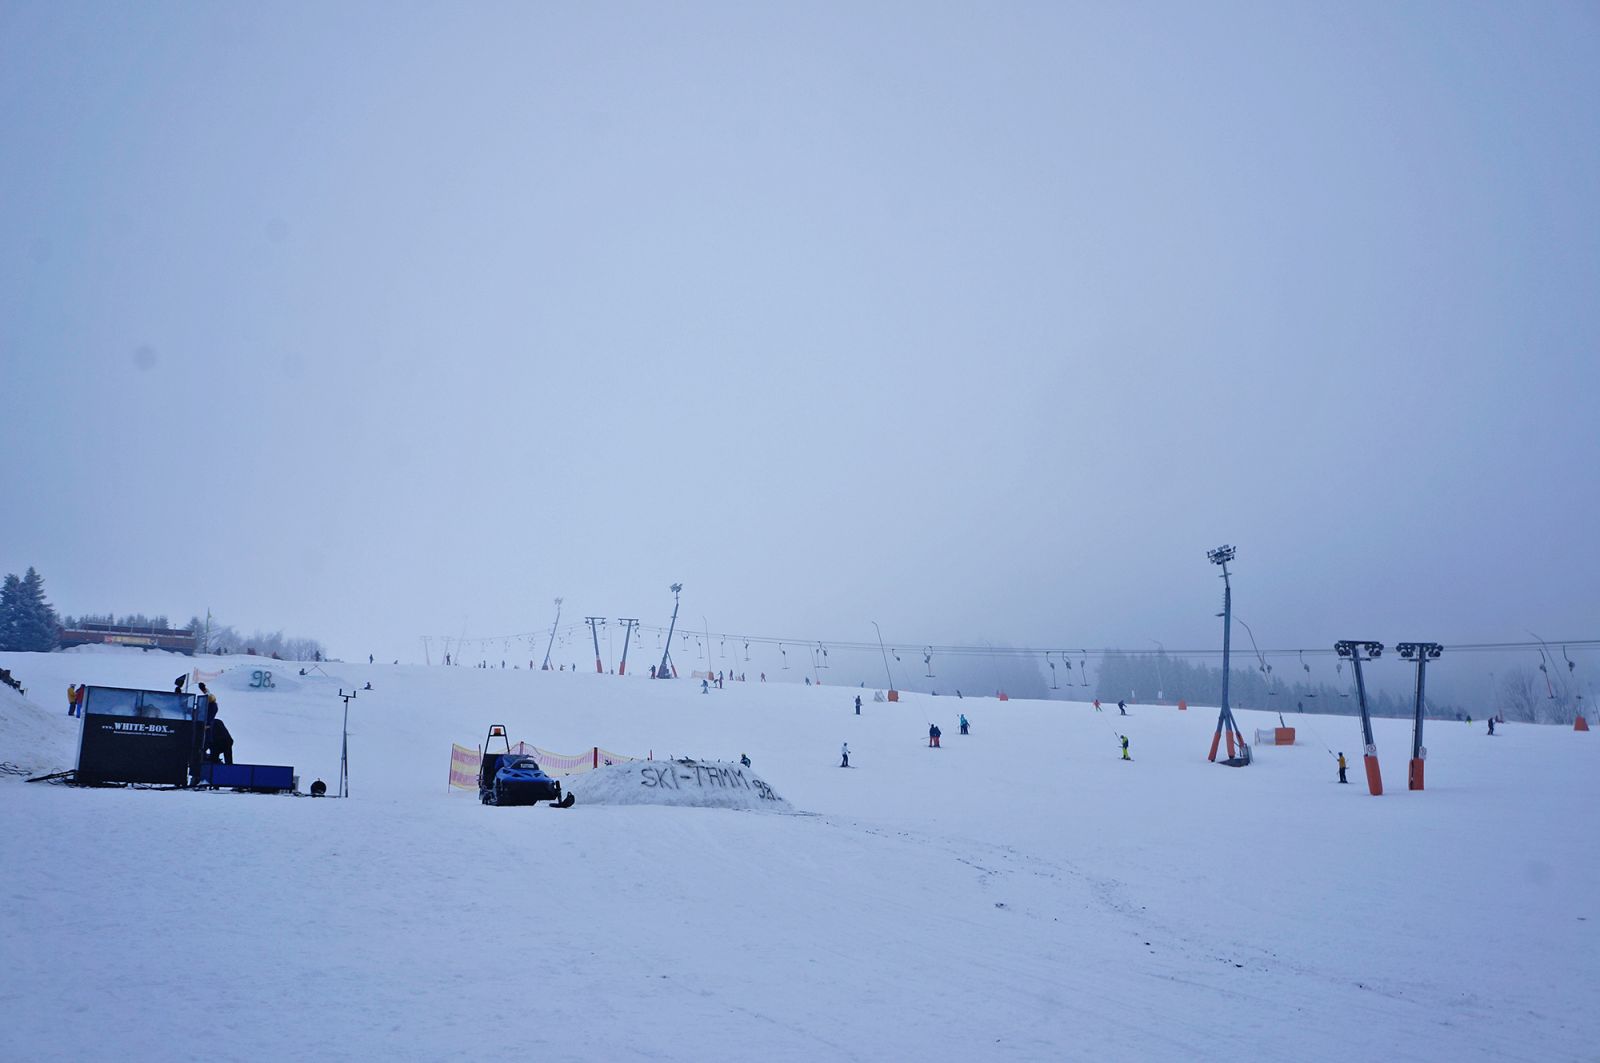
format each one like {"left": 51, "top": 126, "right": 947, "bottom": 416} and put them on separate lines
{"left": 74, "top": 684, "right": 297, "bottom": 791}
{"left": 75, "top": 686, "right": 201, "bottom": 786}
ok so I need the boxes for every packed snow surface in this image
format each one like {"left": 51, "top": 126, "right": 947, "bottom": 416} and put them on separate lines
{"left": 1, "top": 648, "right": 1595, "bottom": 1062}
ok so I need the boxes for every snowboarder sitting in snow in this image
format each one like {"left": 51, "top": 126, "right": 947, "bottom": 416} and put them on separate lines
{"left": 840, "top": 742, "right": 849, "bottom": 768}
{"left": 0, "top": 668, "right": 21, "bottom": 694}
{"left": 1120, "top": 735, "right": 1131, "bottom": 760}
{"left": 1337, "top": 752, "right": 1348, "bottom": 783}
{"left": 959, "top": 713, "right": 969, "bottom": 735}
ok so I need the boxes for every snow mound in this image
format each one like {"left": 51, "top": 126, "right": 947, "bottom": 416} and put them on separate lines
{"left": 565, "top": 759, "right": 792, "bottom": 811}
{"left": 0, "top": 685, "right": 77, "bottom": 779}
{"left": 214, "top": 663, "right": 341, "bottom": 694}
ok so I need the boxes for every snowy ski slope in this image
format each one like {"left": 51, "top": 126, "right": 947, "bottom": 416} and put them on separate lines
{"left": 1, "top": 647, "right": 1595, "bottom": 1062}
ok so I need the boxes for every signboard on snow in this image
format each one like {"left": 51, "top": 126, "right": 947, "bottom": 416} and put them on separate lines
{"left": 565, "top": 758, "right": 792, "bottom": 810}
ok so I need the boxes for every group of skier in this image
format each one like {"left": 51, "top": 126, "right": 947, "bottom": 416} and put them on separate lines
{"left": 838, "top": 701, "right": 1139, "bottom": 766}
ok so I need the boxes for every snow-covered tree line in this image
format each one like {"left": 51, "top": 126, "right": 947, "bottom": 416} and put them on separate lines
{"left": 0, "top": 565, "right": 325, "bottom": 661}
{"left": 1495, "top": 666, "right": 1590, "bottom": 725}
{"left": 185, "top": 618, "right": 325, "bottom": 662}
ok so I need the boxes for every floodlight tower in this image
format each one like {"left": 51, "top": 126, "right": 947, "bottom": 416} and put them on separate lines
{"left": 1396, "top": 642, "right": 1442, "bottom": 791}
{"left": 541, "top": 598, "right": 563, "bottom": 670}
{"left": 656, "top": 584, "right": 682, "bottom": 679}
{"left": 616, "top": 619, "right": 639, "bottom": 675}
{"left": 1206, "top": 545, "right": 1247, "bottom": 762}
{"left": 337, "top": 688, "right": 357, "bottom": 798}
{"left": 1335, "top": 640, "right": 1386, "bottom": 795}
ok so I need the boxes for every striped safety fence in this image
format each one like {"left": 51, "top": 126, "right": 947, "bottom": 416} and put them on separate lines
{"left": 448, "top": 742, "right": 646, "bottom": 790}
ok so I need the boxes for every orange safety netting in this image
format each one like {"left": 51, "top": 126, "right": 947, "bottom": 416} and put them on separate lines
{"left": 448, "top": 744, "right": 478, "bottom": 790}
{"left": 528, "top": 747, "right": 597, "bottom": 775}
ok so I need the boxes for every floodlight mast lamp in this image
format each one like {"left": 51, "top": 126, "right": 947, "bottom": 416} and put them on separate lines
{"left": 1397, "top": 642, "right": 1443, "bottom": 791}
{"left": 656, "top": 584, "right": 682, "bottom": 679}
{"left": 1206, "top": 545, "right": 1245, "bottom": 762}
{"left": 1336, "top": 640, "right": 1386, "bottom": 795}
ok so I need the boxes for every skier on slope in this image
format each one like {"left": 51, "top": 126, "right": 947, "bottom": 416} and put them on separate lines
{"left": 840, "top": 742, "right": 850, "bottom": 768}
{"left": 855, "top": 695, "right": 862, "bottom": 715}
{"left": 1118, "top": 699, "right": 1127, "bottom": 716}
{"left": 1120, "top": 735, "right": 1131, "bottom": 761}
{"left": 1337, "top": 752, "right": 1348, "bottom": 784}
{"left": 959, "top": 713, "right": 969, "bottom": 735}
{"left": 701, "top": 678, "right": 710, "bottom": 694}
{"left": 1487, "top": 717, "right": 1495, "bottom": 736}
{"left": 1093, "top": 699, "right": 1102, "bottom": 712}
{"left": 928, "top": 723, "right": 941, "bottom": 748}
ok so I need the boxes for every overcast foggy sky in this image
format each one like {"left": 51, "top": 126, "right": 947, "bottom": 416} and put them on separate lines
{"left": 2, "top": 2, "right": 1597, "bottom": 700}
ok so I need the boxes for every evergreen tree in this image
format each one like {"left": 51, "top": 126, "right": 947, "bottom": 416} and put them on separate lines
{"left": 0, "top": 573, "right": 21, "bottom": 651}
{"left": 11, "top": 568, "right": 61, "bottom": 652}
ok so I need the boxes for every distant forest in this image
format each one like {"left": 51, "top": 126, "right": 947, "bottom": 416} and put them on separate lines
{"left": 1093, "top": 651, "right": 1460, "bottom": 720}
{"left": 1092, "top": 650, "right": 1587, "bottom": 725}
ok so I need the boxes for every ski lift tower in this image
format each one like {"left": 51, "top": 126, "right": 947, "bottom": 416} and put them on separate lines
{"left": 1206, "top": 545, "right": 1248, "bottom": 763}
{"left": 1336, "top": 640, "right": 1386, "bottom": 795}
{"left": 656, "top": 583, "right": 682, "bottom": 679}
{"left": 1396, "top": 642, "right": 1442, "bottom": 791}
{"left": 616, "top": 619, "right": 639, "bottom": 675}
{"left": 872, "top": 621, "right": 899, "bottom": 701}
{"left": 541, "top": 598, "right": 563, "bottom": 671}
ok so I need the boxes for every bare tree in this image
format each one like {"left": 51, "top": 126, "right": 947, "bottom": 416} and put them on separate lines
{"left": 1498, "top": 667, "right": 1544, "bottom": 722}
